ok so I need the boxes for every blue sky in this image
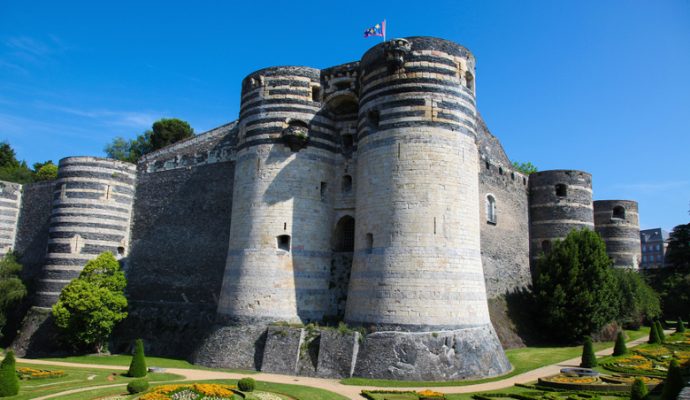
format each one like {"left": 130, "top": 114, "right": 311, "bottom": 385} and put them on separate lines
{"left": 0, "top": 0, "right": 688, "bottom": 230}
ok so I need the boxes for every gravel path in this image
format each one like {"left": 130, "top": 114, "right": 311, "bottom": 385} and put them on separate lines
{"left": 19, "top": 332, "right": 656, "bottom": 400}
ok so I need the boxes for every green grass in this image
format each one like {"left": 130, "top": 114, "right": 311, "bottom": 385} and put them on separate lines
{"left": 341, "top": 327, "right": 650, "bottom": 387}
{"left": 2, "top": 361, "right": 183, "bottom": 400}
{"left": 62, "top": 379, "right": 351, "bottom": 400}
{"left": 40, "top": 354, "right": 258, "bottom": 374}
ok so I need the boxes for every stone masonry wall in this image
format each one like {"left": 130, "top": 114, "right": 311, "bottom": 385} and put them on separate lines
{"left": 0, "top": 181, "right": 22, "bottom": 258}
{"left": 594, "top": 200, "right": 641, "bottom": 269}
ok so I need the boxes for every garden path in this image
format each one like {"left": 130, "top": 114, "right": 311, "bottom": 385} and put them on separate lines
{"left": 20, "top": 332, "right": 659, "bottom": 400}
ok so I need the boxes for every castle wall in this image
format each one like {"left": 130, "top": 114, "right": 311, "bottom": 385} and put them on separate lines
{"left": 478, "top": 160, "right": 531, "bottom": 297}
{"left": 0, "top": 181, "right": 22, "bottom": 258}
{"left": 14, "top": 181, "right": 54, "bottom": 284}
{"left": 528, "top": 170, "right": 594, "bottom": 263}
{"left": 346, "top": 37, "right": 493, "bottom": 331}
{"left": 594, "top": 200, "right": 641, "bottom": 269}
{"left": 35, "top": 157, "right": 136, "bottom": 307}
{"left": 217, "top": 66, "right": 338, "bottom": 324}
{"left": 115, "top": 125, "right": 236, "bottom": 356}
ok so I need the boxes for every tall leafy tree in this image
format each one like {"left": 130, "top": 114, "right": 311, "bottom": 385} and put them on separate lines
{"left": 150, "top": 118, "right": 194, "bottom": 150}
{"left": 0, "top": 142, "right": 57, "bottom": 183}
{"left": 0, "top": 253, "right": 27, "bottom": 339}
{"left": 52, "top": 252, "right": 128, "bottom": 353}
{"left": 104, "top": 118, "right": 193, "bottom": 162}
{"left": 612, "top": 268, "right": 660, "bottom": 329}
{"left": 666, "top": 223, "right": 690, "bottom": 270}
{"left": 533, "top": 229, "right": 620, "bottom": 343}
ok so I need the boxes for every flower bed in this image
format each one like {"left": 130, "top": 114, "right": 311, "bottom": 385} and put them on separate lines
{"left": 360, "top": 390, "right": 445, "bottom": 400}
{"left": 139, "top": 384, "right": 238, "bottom": 400}
{"left": 17, "top": 367, "right": 66, "bottom": 380}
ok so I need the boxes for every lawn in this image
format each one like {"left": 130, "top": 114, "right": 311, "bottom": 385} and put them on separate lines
{"left": 3, "top": 361, "right": 183, "bottom": 400}
{"left": 341, "top": 327, "right": 650, "bottom": 387}
{"left": 40, "top": 354, "right": 257, "bottom": 374}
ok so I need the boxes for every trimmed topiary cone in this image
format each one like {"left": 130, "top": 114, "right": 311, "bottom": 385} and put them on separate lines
{"left": 0, "top": 350, "right": 20, "bottom": 397}
{"left": 677, "top": 317, "right": 686, "bottom": 333}
{"left": 648, "top": 322, "right": 661, "bottom": 344}
{"left": 630, "top": 377, "right": 648, "bottom": 400}
{"left": 656, "top": 320, "right": 666, "bottom": 342}
{"left": 612, "top": 331, "right": 627, "bottom": 356}
{"left": 127, "top": 339, "right": 147, "bottom": 378}
{"left": 580, "top": 336, "right": 597, "bottom": 368}
{"left": 661, "top": 359, "right": 683, "bottom": 400}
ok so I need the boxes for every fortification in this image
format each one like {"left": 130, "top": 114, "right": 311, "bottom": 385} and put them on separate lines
{"left": 528, "top": 170, "right": 594, "bottom": 263}
{"left": 593, "top": 200, "right": 641, "bottom": 269}
{"left": 7, "top": 36, "right": 642, "bottom": 382}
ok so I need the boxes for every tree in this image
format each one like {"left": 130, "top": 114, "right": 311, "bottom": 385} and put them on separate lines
{"left": 612, "top": 331, "right": 627, "bottom": 356}
{"left": 104, "top": 118, "right": 193, "bottom": 162}
{"left": 648, "top": 322, "right": 661, "bottom": 344}
{"left": 677, "top": 317, "right": 686, "bottom": 333}
{"left": 667, "top": 223, "right": 690, "bottom": 270}
{"left": 612, "top": 269, "right": 661, "bottom": 329}
{"left": 52, "top": 252, "right": 128, "bottom": 353}
{"left": 660, "top": 359, "right": 683, "bottom": 400}
{"left": 0, "top": 142, "right": 19, "bottom": 168}
{"left": 579, "top": 336, "right": 597, "bottom": 367}
{"left": 127, "top": 338, "right": 147, "bottom": 377}
{"left": 34, "top": 161, "right": 58, "bottom": 181}
{"left": 150, "top": 118, "right": 194, "bottom": 150}
{"left": 0, "top": 252, "right": 27, "bottom": 339}
{"left": 511, "top": 161, "right": 538, "bottom": 175}
{"left": 0, "top": 350, "right": 19, "bottom": 397}
{"left": 656, "top": 320, "right": 666, "bottom": 342}
{"left": 630, "top": 377, "right": 648, "bottom": 400}
{"left": 532, "top": 229, "right": 620, "bottom": 343}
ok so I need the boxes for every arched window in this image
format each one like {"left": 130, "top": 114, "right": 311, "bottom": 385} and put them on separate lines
{"left": 341, "top": 175, "right": 353, "bottom": 193}
{"left": 486, "top": 194, "right": 497, "bottom": 224}
{"left": 612, "top": 206, "right": 626, "bottom": 220}
{"left": 555, "top": 183, "right": 567, "bottom": 197}
{"left": 465, "top": 71, "right": 474, "bottom": 92}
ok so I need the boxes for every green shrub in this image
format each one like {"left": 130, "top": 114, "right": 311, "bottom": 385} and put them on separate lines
{"left": 655, "top": 321, "right": 665, "bottom": 342}
{"left": 579, "top": 336, "right": 597, "bottom": 368}
{"left": 0, "top": 350, "right": 20, "bottom": 397}
{"left": 660, "top": 359, "right": 683, "bottom": 400}
{"left": 677, "top": 317, "right": 686, "bottom": 333}
{"left": 126, "top": 379, "right": 149, "bottom": 394}
{"left": 630, "top": 378, "right": 648, "bottom": 400}
{"left": 648, "top": 323, "right": 661, "bottom": 344}
{"left": 612, "top": 331, "right": 627, "bottom": 356}
{"left": 127, "top": 338, "right": 147, "bottom": 377}
{"left": 238, "top": 377, "right": 255, "bottom": 392}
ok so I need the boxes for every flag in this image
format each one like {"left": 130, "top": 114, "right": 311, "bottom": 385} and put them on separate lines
{"left": 364, "top": 20, "right": 386, "bottom": 38}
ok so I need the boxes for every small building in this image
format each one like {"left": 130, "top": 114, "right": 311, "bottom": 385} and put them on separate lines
{"left": 639, "top": 228, "right": 669, "bottom": 268}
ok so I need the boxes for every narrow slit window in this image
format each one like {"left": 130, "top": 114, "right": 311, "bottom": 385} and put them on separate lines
{"left": 320, "top": 182, "right": 327, "bottom": 201}
{"left": 342, "top": 175, "right": 353, "bottom": 193}
{"left": 365, "top": 233, "right": 373, "bottom": 254}
{"left": 465, "top": 71, "right": 474, "bottom": 92}
{"left": 277, "top": 235, "right": 291, "bottom": 251}
{"left": 311, "top": 85, "right": 321, "bottom": 102}
{"left": 555, "top": 183, "right": 567, "bottom": 197}
{"left": 486, "top": 195, "right": 497, "bottom": 224}
{"left": 612, "top": 206, "right": 626, "bottom": 220}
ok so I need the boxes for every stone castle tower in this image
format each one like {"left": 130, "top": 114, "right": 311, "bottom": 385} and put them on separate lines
{"left": 7, "top": 36, "right": 640, "bottom": 381}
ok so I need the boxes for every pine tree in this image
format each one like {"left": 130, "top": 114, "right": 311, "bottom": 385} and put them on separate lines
{"left": 661, "top": 359, "right": 683, "bottom": 400}
{"left": 656, "top": 320, "right": 666, "bottom": 342}
{"left": 127, "top": 339, "right": 147, "bottom": 378}
{"left": 0, "top": 350, "right": 20, "bottom": 397}
{"left": 612, "top": 331, "right": 627, "bottom": 356}
{"left": 648, "top": 322, "right": 661, "bottom": 344}
{"left": 677, "top": 317, "right": 686, "bottom": 333}
{"left": 630, "top": 378, "right": 648, "bottom": 400}
{"left": 580, "top": 336, "right": 597, "bottom": 368}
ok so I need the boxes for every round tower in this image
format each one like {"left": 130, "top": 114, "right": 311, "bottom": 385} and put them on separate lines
{"left": 593, "top": 200, "right": 641, "bottom": 269}
{"left": 528, "top": 170, "right": 594, "bottom": 261}
{"left": 216, "top": 66, "right": 336, "bottom": 324}
{"left": 35, "top": 157, "right": 136, "bottom": 307}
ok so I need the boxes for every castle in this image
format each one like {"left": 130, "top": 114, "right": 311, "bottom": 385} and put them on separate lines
{"left": 5, "top": 37, "right": 641, "bottom": 381}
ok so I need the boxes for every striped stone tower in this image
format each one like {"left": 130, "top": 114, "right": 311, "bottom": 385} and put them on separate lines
{"left": 34, "top": 157, "right": 136, "bottom": 307}
{"left": 216, "top": 66, "right": 337, "bottom": 324}
{"left": 594, "top": 200, "right": 641, "bottom": 269}
{"left": 0, "top": 181, "right": 23, "bottom": 257}
{"left": 345, "top": 37, "right": 510, "bottom": 380}
{"left": 528, "top": 170, "right": 594, "bottom": 262}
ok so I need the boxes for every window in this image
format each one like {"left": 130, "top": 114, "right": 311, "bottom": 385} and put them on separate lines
{"left": 334, "top": 216, "right": 355, "bottom": 252}
{"left": 612, "top": 206, "right": 625, "bottom": 219}
{"left": 365, "top": 233, "right": 373, "bottom": 254}
{"left": 555, "top": 183, "right": 567, "bottom": 197}
{"left": 499, "top": 167, "right": 504, "bottom": 175}
{"left": 643, "top": 255, "right": 647, "bottom": 262}
{"left": 311, "top": 85, "right": 321, "bottom": 102}
{"left": 656, "top": 244, "right": 661, "bottom": 251}
{"left": 486, "top": 194, "right": 497, "bottom": 224}
{"left": 342, "top": 134, "right": 354, "bottom": 152}
{"left": 342, "top": 175, "right": 353, "bottom": 193}
{"left": 367, "top": 110, "right": 380, "bottom": 128}
{"left": 465, "top": 71, "right": 474, "bottom": 92}
{"left": 542, "top": 240, "right": 552, "bottom": 253}
{"left": 485, "top": 161, "right": 490, "bottom": 170}
{"left": 320, "top": 182, "right": 327, "bottom": 201}
{"left": 277, "top": 235, "right": 291, "bottom": 251}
